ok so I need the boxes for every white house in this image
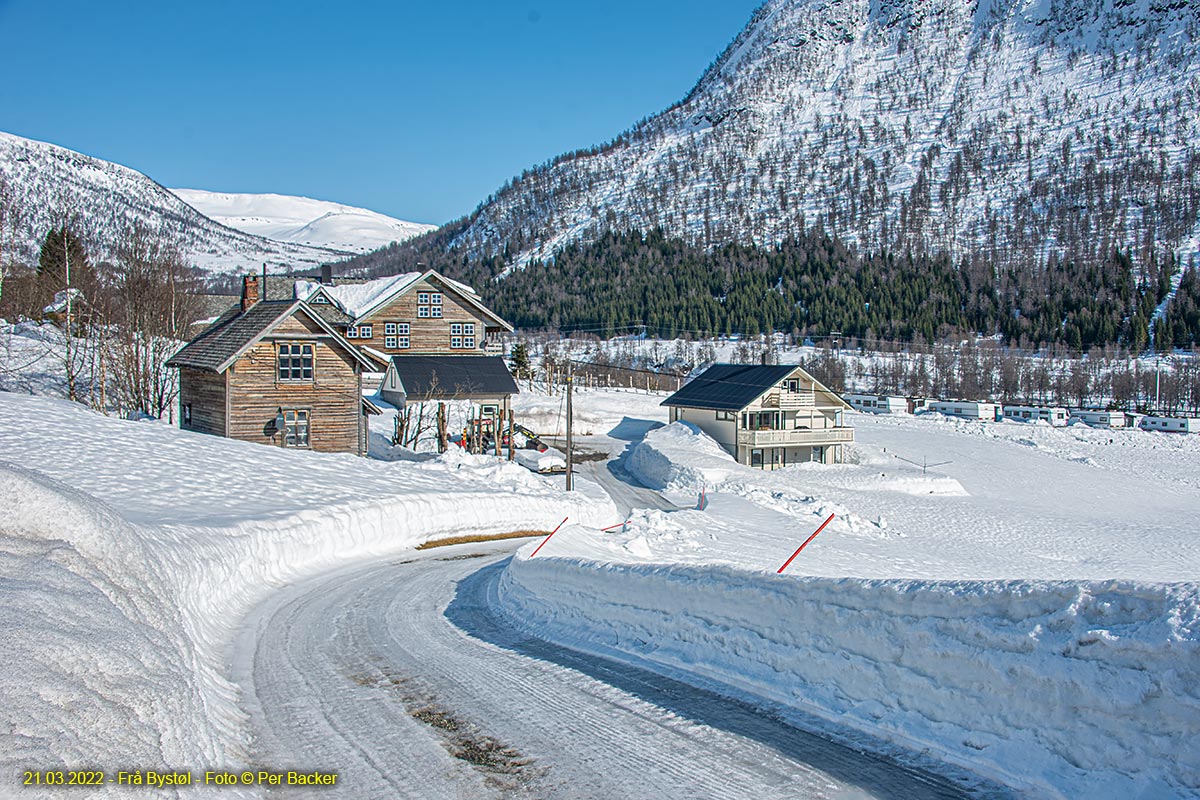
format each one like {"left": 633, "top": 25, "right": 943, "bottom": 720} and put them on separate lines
{"left": 1068, "top": 409, "right": 1127, "bottom": 428}
{"left": 925, "top": 400, "right": 999, "bottom": 421}
{"left": 662, "top": 364, "right": 854, "bottom": 469}
{"left": 1002, "top": 405, "right": 1069, "bottom": 426}
{"left": 1139, "top": 415, "right": 1200, "bottom": 433}
{"left": 845, "top": 393, "right": 909, "bottom": 414}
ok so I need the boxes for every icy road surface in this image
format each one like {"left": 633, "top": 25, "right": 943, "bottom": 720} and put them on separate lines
{"left": 232, "top": 541, "right": 991, "bottom": 800}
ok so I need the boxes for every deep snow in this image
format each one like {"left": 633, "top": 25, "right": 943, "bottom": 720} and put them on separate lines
{"left": 0, "top": 391, "right": 613, "bottom": 796}
{"left": 497, "top": 397, "right": 1200, "bottom": 798}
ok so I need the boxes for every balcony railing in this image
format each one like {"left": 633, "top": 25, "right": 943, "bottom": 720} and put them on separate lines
{"left": 736, "top": 427, "right": 855, "bottom": 447}
{"left": 761, "top": 390, "right": 815, "bottom": 408}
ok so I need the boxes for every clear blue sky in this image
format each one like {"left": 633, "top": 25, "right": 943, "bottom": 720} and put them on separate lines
{"left": 0, "top": 0, "right": 762, "bottom": 225}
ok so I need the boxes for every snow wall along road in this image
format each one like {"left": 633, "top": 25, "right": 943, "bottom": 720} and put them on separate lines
{"left": 0, "top": 393, "right": 615, "bottom": 797}
{"left": 498, "top": 552, "right": 1199, "bottom": 798}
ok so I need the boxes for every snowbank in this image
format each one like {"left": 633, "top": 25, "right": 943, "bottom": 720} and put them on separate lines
{"left": 500, "top": 554, "right": 1200, "bottom": 798}
{"left": 0, "top": 392, "right": 614, "bottom": 795}
{"left": 499, "top": 416, "right": 1200, "bottom": 797}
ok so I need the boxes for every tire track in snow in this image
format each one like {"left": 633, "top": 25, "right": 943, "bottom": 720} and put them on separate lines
{"left": 232, "top": 542, "right": 988, "bottom": 799}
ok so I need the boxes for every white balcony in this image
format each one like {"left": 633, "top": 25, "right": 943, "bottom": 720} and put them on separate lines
{"left": 761, "top": 390, "right": 815, "bottom": 409}
{"left": 736, "top": 427, "right": 855, "bottom": 447}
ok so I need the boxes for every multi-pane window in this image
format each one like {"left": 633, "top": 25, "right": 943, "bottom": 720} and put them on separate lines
{"left": 450, "top": 323, "right": 464, "bottom": 335}
{"left": 283, "top": 409, "right": 310, "bottom": 447}
{"left": 278, "top": 343, "right": 313, "bottom": 381}
{"left": 385, "top": 322, "right": 397, "bottom": 335}
{"left": 358, "top": 325, "right": 372, "bottom": 338}
{"left": 450, "top": 336, "right": 463, "bottom": 349}
{"left": 396, "top": 336, "right": 410, "bottom": 348}
{"left": 451, "top": 322, "right": 475, "bottom": 348}
{"left": 346, "top": 326, "right": 358, "bottom": 338}
{"left": 385, "top": 336, "right": 397, "bottom": 348}
{"left": 464, "top": 336, "right": 475, "bottom": 349}
{"left": 418, "top": 294, "right": 443, "bottom": 318}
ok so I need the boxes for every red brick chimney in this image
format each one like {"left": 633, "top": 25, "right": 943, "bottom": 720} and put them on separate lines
{"left": 241, "top": 275, "right": 261, "bottom": 312}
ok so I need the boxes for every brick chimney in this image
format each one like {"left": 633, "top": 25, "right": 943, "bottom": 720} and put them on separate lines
{"left": 241, "top": 275, "right": 261, "bottom": 312}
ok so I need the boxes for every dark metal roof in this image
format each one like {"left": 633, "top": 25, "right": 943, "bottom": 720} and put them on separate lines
{"left": 661, "top": 363, "right": 800, "bottom": 411}
{"left": 167, "top": 301, "right": 294, "bottom": 372}
{"left": 388, "top": 355, "right": 518, "bottom": 399}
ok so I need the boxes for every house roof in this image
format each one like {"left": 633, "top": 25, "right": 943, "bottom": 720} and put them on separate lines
{"left": 386, "top": 355, "right": 518, "bottom": 399}
{"left": 166, "top": 300, "right": 374, "bottom": 374}
{"left": 661, "top": 363, "right": 851, "bottom": 411}
{"left": 293, "top": 269, "right": 513, "bottom": 331}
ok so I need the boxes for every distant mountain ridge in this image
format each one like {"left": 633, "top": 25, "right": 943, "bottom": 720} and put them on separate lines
{"left": 0, "top": 131, "right": 405, "bottom": 275}
{"left": 404, "top": 0, "right": 1199, "bottom": 274}
{"left": 170, "top": 189, "right": 435, "bottom": 255}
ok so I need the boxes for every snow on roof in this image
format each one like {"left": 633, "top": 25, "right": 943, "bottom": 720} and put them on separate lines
{"left": 293, "top": 271, "right": 480, "bottom": 320}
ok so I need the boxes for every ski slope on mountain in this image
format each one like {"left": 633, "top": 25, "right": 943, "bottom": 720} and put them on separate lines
{"left": 172, "top": 189, "right": 435, "bottom": 254}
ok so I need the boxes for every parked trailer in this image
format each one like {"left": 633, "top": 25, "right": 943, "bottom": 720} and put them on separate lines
{"left": 1068, "top": 409, "right": 1127, "bottom": 429}
{"left": 845, "top": 393, "right": 909, "bottom": 414}
{"left": 1002, "top": 405, "right": 1069, "bottom": 426}
{"left": 1139, "top": 416, "right": 1200, "bottom": 433}
{"left": 925, "top": 401, "right": 999, "bottom": 421}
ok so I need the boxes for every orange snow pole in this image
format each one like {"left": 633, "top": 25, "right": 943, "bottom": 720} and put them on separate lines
{"left": 777, "top": 513, "right": 835, "bottom": 574}
{"left": 530, "top": 517, "right": 569, "bottom": 558}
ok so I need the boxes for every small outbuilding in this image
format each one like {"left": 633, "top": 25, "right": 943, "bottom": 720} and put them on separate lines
{"left": 1140, "top": 415, "right": 1200, "bottom": 433}
{"left": 380, "top": 355, "right": 519, "bottom": 420}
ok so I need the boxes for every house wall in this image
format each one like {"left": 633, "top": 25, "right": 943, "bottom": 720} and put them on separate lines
{"left": 179, "top": 367, "right": 227, "bottom": 437}
{"left": 225, "top": 314, "right": 362, "bottom": 454}
{"left": 674, "top": 407, "right": 737, "bottom": 453}
{"left": 349, "top": 278, "right": 491, "bottom": 356}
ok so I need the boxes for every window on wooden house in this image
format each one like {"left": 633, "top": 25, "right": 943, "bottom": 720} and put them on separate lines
{"left": 385, "top": 336, "right": 397, "bottom": 348}
{"left": 385, "top": 323, "right": 396, "bottom": 335}
{"left": 396, "top": 336, "right": 410, "bottom": 349}
{"left": 417, "top": 306, "right": 430, "bottom": 318}
{"left": 451, "top": 336, "right": 463, "bottom": 349}
{"left": 346, "top": 326, "right": 358, "bottom": 338}
{"left": 283, "top": 409, "right": 310, "bottom": 447}
{"left": 358, "top": 325, "right": 373, "bottom": 338}
{"left": 277, "top": 343, "right": 314, "bottom": 381}
{"left": 464, "top": 336, "right": 475, "bottom": 349}
{"left": 450, "top": 323, "right": 464, "bottom": 335}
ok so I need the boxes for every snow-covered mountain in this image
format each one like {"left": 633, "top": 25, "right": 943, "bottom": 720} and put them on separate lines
{"left": 171, "top": 189, "right": 435, "bottom": 254}
{"left": 440, "top": 0, "right": 1200, "bottom": 273}
{"left": 0, "top": 131, "right": 351, "bottom": 275}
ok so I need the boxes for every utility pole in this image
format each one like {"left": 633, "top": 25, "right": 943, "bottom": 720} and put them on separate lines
{"left": 565, "top": 363, "right": 574, "bottom": 491}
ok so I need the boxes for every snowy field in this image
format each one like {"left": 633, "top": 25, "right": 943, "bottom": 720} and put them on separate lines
{"left": 0, "top": 391, "right": 612, "bottom": 796}
{"left": 499, "top": 395, "right": 1200, "bottom": 798}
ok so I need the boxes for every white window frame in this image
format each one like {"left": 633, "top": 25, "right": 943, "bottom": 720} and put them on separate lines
{"left": 417, "top": 292, "right": 430, "bottom": 304}
{"left": 417, "top": 306, "right": 430, "bottom": 318}
{"left": 464, "top": 336, "right": 475, "bottom": 349}
{"left": 463, "top": 322, "right": 475, "bottom": 335}
{"left": 396, "top": 323, "right": 410, "bottom": 335}
{"left": 346, "top": 326, "right": 358, "bottom": 338}
{"left": 450, "top": 323, "right": 464, "bottom": 335}
{"left": 277, "top": 342, "right": 314, "bottom": 382}
{"left": 430, "top": 306, "right": 442, "bottom": 318}
{"left": 384, "top": 336, "right": 397, "bottom": 348}
{"left": 397, "top": 336, "right": 410, "bottom": 349}
{"left": 358, "top": 324, "right": 373, "bottom": 338}
{"left": 283, "top": 409, "right": 310, "bottom": 448}
{"left": 385, "top": 322, "right": 397, "bottom": 335}
{"left": 450, "top": 336, "right": 463, "bottom": 349}
{"left": 430, "top": 293, "right": 442, "bottom": 306}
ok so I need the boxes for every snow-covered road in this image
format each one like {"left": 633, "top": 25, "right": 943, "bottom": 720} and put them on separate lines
{"left": 232, "top": 540, "right": 983, "bottom": 799}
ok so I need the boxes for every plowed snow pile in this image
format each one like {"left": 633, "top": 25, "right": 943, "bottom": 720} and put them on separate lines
{"left": 499, "top": 415, "right": 1200, "bottom": 798}
{"left": 0, "top": 392, "right": 613, "bottom": 795}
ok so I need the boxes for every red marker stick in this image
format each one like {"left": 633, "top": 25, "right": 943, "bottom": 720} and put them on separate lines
{"left": 530, "top": 517, "right": 569, "bottom": 558}
{"left": 777, "top": 513, "right": 835, "bottom": 574}
{"left": 600, "top": 521, "right": 628, "bottom": 532}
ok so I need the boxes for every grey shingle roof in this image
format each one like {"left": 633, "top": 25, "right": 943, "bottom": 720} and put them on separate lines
{"left": 388, "top": 355, "right": 518, "bottom": 399}
{"left": 661, "top": 364, "right": 799, "bottom": 411}
{"left": 167, "top": 301, "right": 296, "bottom": 372}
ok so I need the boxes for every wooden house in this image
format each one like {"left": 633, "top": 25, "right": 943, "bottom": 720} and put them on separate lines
{"left": 167, "top": 275, "right": 377, "bottom": 455}
{"left": 285, "top": 268, "right": 513, "bottom": 363}
{"left": 662, "top": 364, "right": 854, "bottom": 469}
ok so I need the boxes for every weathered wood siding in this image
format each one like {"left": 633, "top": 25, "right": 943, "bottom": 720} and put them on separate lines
{"left": 351, "top": 278, "right": 489, "bottom": 355}
{"left": 225, "top": 313, "right": 362, "bottom": 454}
{"left": 179, "top": 367, "right": 227, "bottom": 437}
